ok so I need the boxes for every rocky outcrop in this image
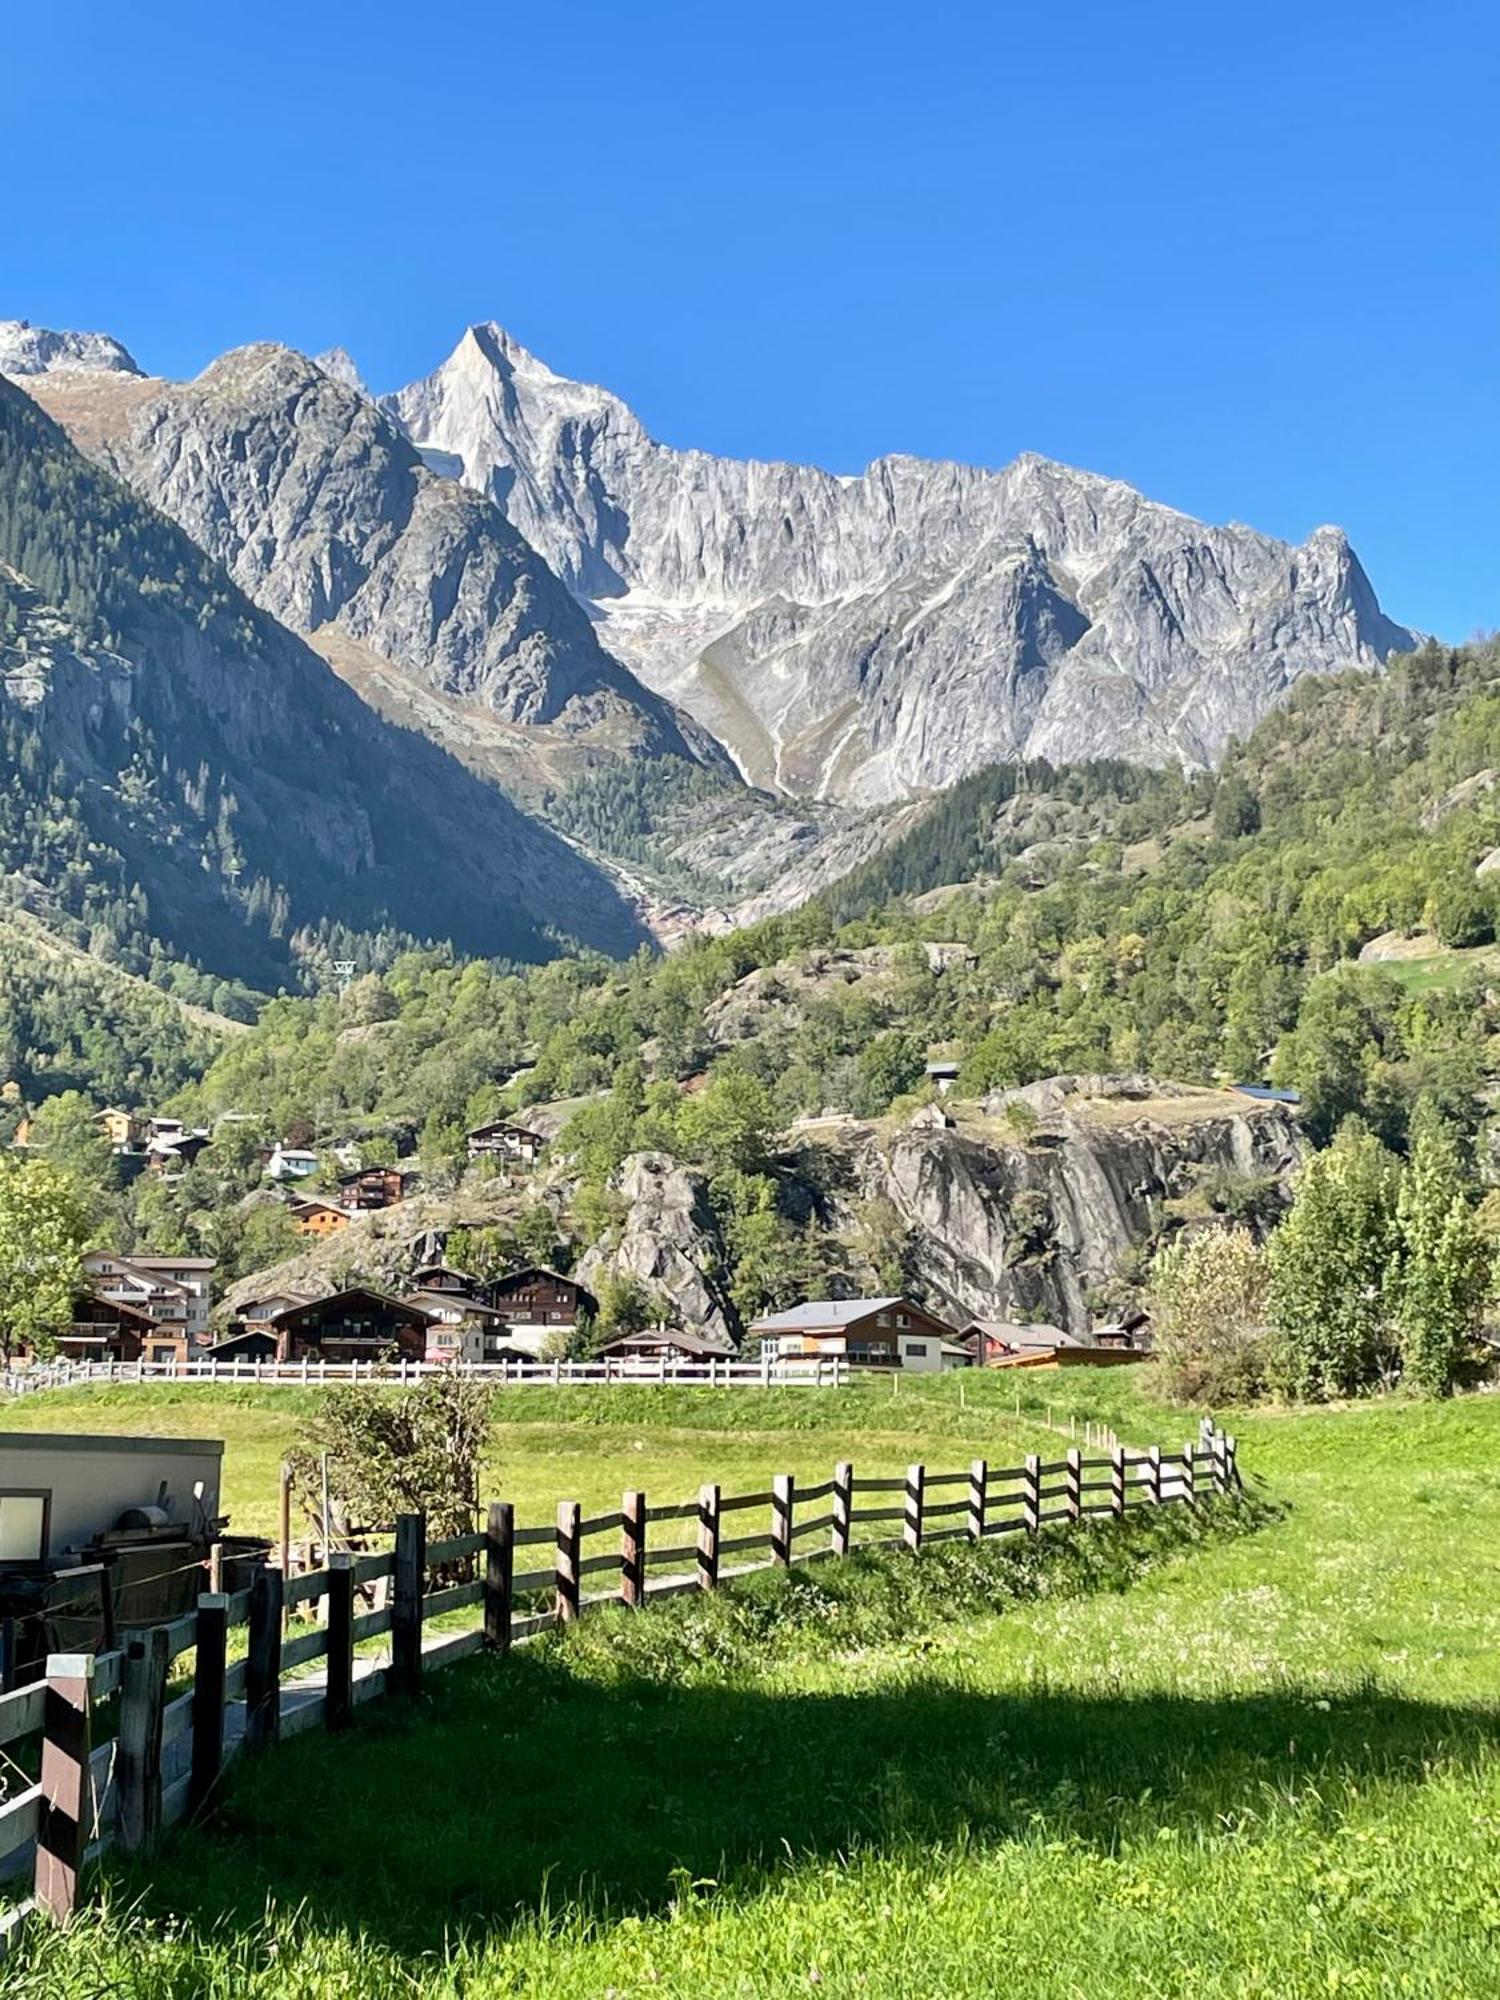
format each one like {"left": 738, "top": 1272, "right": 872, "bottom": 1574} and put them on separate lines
{"left": 0, "top": 319, "right": 142, "bottom": 378}
{"left": 27, "top": 343, "right": 718, "bottom": 771}
{"left": 576, "top": 1151, "right": 737, "bottom": 1346}
{"left": 822, "top": 1085, "right": 1301, "bottom": 1334}
{"left": 389, "top": 321, "right": 1417, "bottom": 804}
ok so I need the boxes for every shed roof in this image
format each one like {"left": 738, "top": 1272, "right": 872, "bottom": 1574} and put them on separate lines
{"left": 750, "top": 1298, "right": 903, "bottom": 1333}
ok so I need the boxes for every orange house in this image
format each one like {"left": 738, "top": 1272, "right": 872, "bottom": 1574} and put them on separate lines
{"left": 289, "top": 1196, "right": 350, "bottom": 1239}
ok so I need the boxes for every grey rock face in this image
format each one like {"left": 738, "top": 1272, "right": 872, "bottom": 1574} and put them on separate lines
{"left": 0, "top": 318, "right": 142, "bottom": 378}
{"left": 391, "top": 323, "right": 1418, "bottom": 803}
{"left": 30, "top": 341, "right": 718, "bottom": 759}
{"left": 827, "top": 1088, "right": 1301, "bottom": 1333}
{"left": 576, "top": 1150, "right": 737, "bottom": 1345}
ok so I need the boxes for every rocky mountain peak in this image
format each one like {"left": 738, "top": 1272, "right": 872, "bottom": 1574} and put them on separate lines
{"left": 383, "top": 325, "right": 1417, "bottom": 802}
{"left": 314, "top": 345, "right": 370, "bottom": 397}
{"left": 0, "top": 318, "right": 143, "bottom": 379}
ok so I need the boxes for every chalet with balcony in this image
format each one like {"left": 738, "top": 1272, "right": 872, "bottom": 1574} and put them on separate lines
{"left": 288, "top": 1195, "right": 350, "bottom": 1239}
{"left": 595, "top": 1327, "right": 738, "bottom": 1365}
{"left": 269, "top": 1287, "right": 433, "bottom": 1363}
{"left": 337, "top": 1163, "right": 417, "bottom": 1212}
{"left": 467, "top": 1121, "right": 546, "bottom": 1167}
{"left": 749, "top": 1297, "right": 963, "bottom": 1373}
{"left": 480, "top": 1267, "right": 598, "bottom": 1358}
{"left": 58, "top": 1293, "right": 186, "bottom": 1366}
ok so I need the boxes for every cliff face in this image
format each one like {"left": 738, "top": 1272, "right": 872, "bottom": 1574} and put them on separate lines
{"left": 391, "top": 323, "right": 1417, "bottom": 804}
{"left": 822, "top": 1083, "right": 1301, "bottom": 1333}
{"left": 576, "top": 1151, "right": 737, "bottom": 1346}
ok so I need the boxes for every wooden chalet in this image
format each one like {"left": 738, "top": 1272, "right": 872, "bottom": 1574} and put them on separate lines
{"left": 749, "top": 1296, "right": 963, "bottom": 1373}
{"left": 408, "top": 1263, "right": 479, "bottom": 1294}
{"left": 288, "top": 1195, "right": 349, "bottom": 1239}
{"left": 480, "top": 1267, "right": 598, "bottom": 1358}
{"left": 961, "top": 1317, "right": 1150, "bottom": 1368}
{"left": 268, "top": 1287, "right": 433, "bottom": 1363}
{"left": 401, "top": 1288, "right": 507, "bottom": 1365}
{"left": 58, "top": 1293, "right": 186, "bottom": 1366}
{"left": 336, "top": 1164, "right": 416, "bottom": 1212}
{"left": 466, "top": 1121, "right": 546, "bottom": 1166}
{"left": 594, "top": 1327, "right": 737, "bottom": 1364}
{"left": 206, "top": 1326, "right": 281, "bottom": 1363}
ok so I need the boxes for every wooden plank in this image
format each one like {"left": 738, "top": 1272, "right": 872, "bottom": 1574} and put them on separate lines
{"left": 1023, "top": 1455, "right": 1041, "bottom": 1536}
{"left": 849, "top": 1505, "right": 904, "bottom": 1524}
{"left": 794, "top": 1479, "right": 835, "bottom": 1503}
{"left": 116, "top": 1627, "right": 168, "bottom": 1855}
{"left": 790, "top": 1511, "right": 836, "bottom": 1537}
{"left": 279, "top": 1627, "right": 329, "bottom": 1673}
{"left": 0, "top": 1784, "right": 42, "bottom": 1868}
{"left": 578, "top": 1512, "right": 623, "bottom": 1539}
{"left": 923, "top": 1469, "right": 969, "bottom": 1488}
{"left": 511, "top": 1524, "right": 555, "bottom": 1548}
{"left": 511, "top": 1567, "right": 554, "bottom": 1594}
{"left": 851, "top": 1477, "right": 905, "bottom": 1494}
{"left": 422, "top": 1628, "right": 485, "bottom": 1673}
{"left": 188, "top": 1597, "right": 227, "bottom": 1821}
{"left": 352, "top": 1551, "right": 394, "bottom": 1585}
{"left": 283, "top": 1570, "right": 329, "bottom": 1611}
{"left": 621, "top": 1490, "right": 646, "bottom": 1610}
{"left": 509, "top": 1610, "right": 557, "bottom": 1641}
{"left": 0, "top": 1682, "right": 45, "bottom": 1752}
{"left": 697, "top": 1483, "right": 720, "bottom": 1592}
{"left": 1110, "top": 1444, "right": 1127, "bottom": 1519}
{"left": 923, "top": 1499, "right": 968, "bottom": 1520}
{"left": 771, "top": 1474, "right": 794, "bottom": 1567}
{"left": 391, "top": 1514, "right": 426, "bottom": 1697}
{"left": 485, "top": 1501, "right": 514, "bottom": 1652}
{"left": 350, "top": 1608, "right": 391, "bottom": 1645}
{"left": 904, "top": 1463, "right": 925, "bottom": 1552}
{"left": 645, "top": 1542, "right": 699, "bottom": 1567}
{"left": 718, "top": 1531, "right": 773, "bottom": 1556}
{"left": 325, "top": 1555, "right": 355, "bottom": 1734}
{"left": 1065, "top": 1448, "right": 1082, "bottom": 1524}
{"left": 245, "top": 1565, "right": 283, "bottom": 1754}
{"left": 832, "top": 1461, "right": 853, "bottom": 1558}
{"left": 718, "top": 1490, "right": 774, "bottom": 1514}
{"left": 575, "top": 1553, "right": 620, "bottom": 1580}
{"left": 36, "top": 1652, "right": 93, "bottom": 1921}
{"left": 555, "top": 1501, "right": 581, "bottom": 1624}
{"left": 967, "top": 1458, "right": 987, "bottom": 1542}
{"left": 425, "top": 1530, "right": 484, "bottom": 1564}
{"left": 642, "top": 1500, "right": 699, "bottom": 1524}
{"left": 159, "top": 1689, "right": 194, "bottom": 1750}
{"left": 424, "top": 1579, "right": 483, "bottom": 1618}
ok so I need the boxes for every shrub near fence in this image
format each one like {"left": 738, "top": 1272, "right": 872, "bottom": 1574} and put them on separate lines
{"left": 0, "top": 1427, "right": 1241, "bottom": 1949}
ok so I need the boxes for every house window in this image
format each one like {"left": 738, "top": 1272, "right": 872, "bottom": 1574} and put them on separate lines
{"left": 0, "top": 1490, "right": 50, "bottom": 1562}
{"left": 896, "top": 1313, "right": 910, "bottom": 1327}
{"left": 903, "top": 1342, "right": 928, "bottom": 1359}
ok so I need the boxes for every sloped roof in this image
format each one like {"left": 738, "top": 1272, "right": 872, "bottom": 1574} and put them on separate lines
{"left": 269, "top": 1285, "right": 436, "bottom": 1326}
{"left": 750, "top": 1298, "right": 902, "bottom": 1332}
{"left": 599, "top": 1328, "right": 738, "bottom": 1358}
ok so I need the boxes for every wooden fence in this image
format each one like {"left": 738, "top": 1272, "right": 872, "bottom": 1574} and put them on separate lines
{"left": 0, "top": 1427, "right": 1240, "bottom": 1950}
{"left": 2, "top": 1355, "right": 854, "bottom": 1397}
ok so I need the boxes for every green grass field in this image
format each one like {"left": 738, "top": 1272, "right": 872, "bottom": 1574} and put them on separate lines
{"left": 7, "top": 1375, "right": 1500, "bottom": 1997}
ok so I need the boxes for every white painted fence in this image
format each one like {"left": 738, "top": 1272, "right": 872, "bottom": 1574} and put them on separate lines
{"left": 1, "top": 1354, "right": 852, "bottom": 1397}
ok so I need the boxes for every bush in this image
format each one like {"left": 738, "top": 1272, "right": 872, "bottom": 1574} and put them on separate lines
{"left": 1148, "top": 1227, "right": 1273, "bottom": 1404}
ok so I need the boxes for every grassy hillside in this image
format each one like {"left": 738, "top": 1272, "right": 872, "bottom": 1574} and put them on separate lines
{"left": 8, "top": 1380, "right": 1500, "bottom": 1997}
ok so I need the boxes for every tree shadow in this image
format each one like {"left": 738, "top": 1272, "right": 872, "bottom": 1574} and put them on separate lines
{"left": 121, "top": 1645, "right": 1500, "bottom": 1957}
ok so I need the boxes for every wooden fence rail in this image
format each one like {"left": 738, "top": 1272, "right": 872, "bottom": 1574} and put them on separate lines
{"left": 0, "top": 1425, "right": 1240, "bottom": 1952}
{"left": 2, "top": 1356, "right": 855, "bottom": 1396}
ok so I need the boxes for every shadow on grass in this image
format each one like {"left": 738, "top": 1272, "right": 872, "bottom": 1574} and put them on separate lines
{"left": 108, "top": 1507, "right": 1500, "bottom": 1956}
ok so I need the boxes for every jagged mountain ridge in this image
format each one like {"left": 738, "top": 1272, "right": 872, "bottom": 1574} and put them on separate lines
{"left": 19, "top": 340, "right": 722, "bottom": 790}
{"left": 0, "top": 372, "right": 652, "bottom": 982}
{"left": 389, "top": 323, "right": 1418, "bottom": 803}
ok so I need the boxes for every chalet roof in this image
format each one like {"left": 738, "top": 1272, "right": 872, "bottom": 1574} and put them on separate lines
{"left": 72, "top": 1289, "right": 155, "bottom": 1329}
{"left": 288, "top": 1195, "right": 346, "bottom": 1214}
{"left": 410, "top": 1264, "right": 478, "bottom": 1286}
{"left": 268, "top": 1286, "right": 436, "bottom": 1327}
{"left": 336, "top": 1163, "right": 412, "bottom": 1184}
{"left": 1231, "top": 1083, "right": 1301, "bottom": 1105}
{"left": 599, "top": 1328, "right": 737, "bottom": 1358}
{"left": 489, "top": 1265, "right": 586, "bottom": 1290}
{"left": 402, "top": 1289, "right": 502, "bottom": 1319}
{"left": 468, "top": 1120, "right": 544, "bottom": 1141}
{"left": 126, "top": 1255, "right": 217, "bottom": 1271}
{"left": 750, "top": 1298, "right": 903, "bottom": 1332}
{"left": 963, "top": 1318, "right": 1080, "bottom": 1349}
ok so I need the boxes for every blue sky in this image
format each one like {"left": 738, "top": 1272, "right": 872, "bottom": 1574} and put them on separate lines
{"left": 5, "top": 0, "right": 1495, "bottom": 638}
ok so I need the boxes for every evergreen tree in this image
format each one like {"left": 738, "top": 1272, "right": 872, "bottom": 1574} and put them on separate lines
{"left": 1392, "top": 1106, "right": 1488, "bottom": 1395}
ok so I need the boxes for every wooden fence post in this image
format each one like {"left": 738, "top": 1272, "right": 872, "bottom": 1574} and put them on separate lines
{"left": 555, "top": 1501, "right": 581, "bottom": 1623}
{"left": 771, "top": 1474, "right": 795, "bottom": 1566}
{"left": 116, "top": 1627, "right": 169, "bottom": 1855}
{"left": 621, "top": 1490, "right": 646, "bottom": 1608}
{"left": 967, "top": 1458, "right": 987, "bottom": 1542}
{"left": 1181, "top": 1441, "right": 1197, "bottom": 1508}
{"left": 697, "top": 1483, "right": 721, "bottom": 1590}
{"left": 1209, "top": 1428, "right": 1227, "bottom": 1497}
{"left": 279, "top": 1462, "right": 293, "bottom": 1575}
{"left": 245, "top": 1564, "right": 283, "bottom": 1752}
{"left": 832, "top": 1461, "right": 853, "bottom": 1558}
{"left": 325, "top": 1554, "right": 355, "bottom": 1732}
{"left": 35, "top": 1652, "right": 94, "bottom": 1923}
{"left": 904, "top": 1462, "right": 925, "bottom": 1552}
{"left": 1065, "top": 1447, "right": 1082, "bottom": 1524}
{"left": 1110, "top": 1444, "right": 1127, "bottom": 1520}
{"left": 1147, "top": 1445, "right": 1163, "bottom": 1505}
{"left": 189, "top": 1592, "right": 229, "bottom": 1819}
{"left": 391, "top": 1513, "right": 426, "bottom": 1697}
{"left": 1023, "top": 1454, "right": 1041, "bottom": 1536}
{"left": 1226, "top": 1433, "right": 1241, "bottom": 1491}
{"left": 485, "top": 1501, "right": 514, "bottom": 1651}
